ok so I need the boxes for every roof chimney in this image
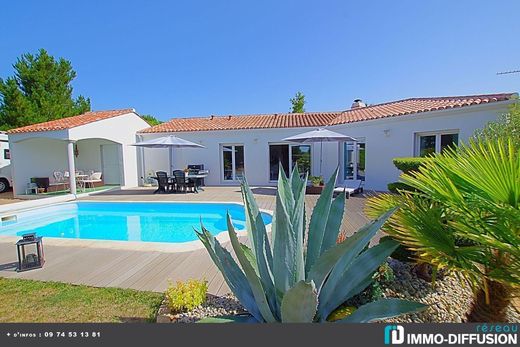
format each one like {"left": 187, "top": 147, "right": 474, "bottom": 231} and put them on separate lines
{"left": 351, "top": 99, "right": 366, "bottom": 109}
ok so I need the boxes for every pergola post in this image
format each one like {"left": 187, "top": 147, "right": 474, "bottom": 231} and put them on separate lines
{"left": 67, "top": 140, "right": 77, "bottom": 195}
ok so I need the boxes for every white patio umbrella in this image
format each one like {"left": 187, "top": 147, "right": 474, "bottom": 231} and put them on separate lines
{"left": 282, "top": 128, "right": 357, "bottom": 176}
{"left": 132, "top": 135, "right": 205, "bottom": 174}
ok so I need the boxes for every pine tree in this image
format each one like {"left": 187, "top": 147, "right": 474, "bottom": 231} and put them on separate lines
{"left": 141, "top": 114, "right": 162, "bottom": 126}
{"left": 290, "top": 91, "right": 306, "bottom": 113}
{"left": 0, "top": 49, "right": 90, "bottom": 130}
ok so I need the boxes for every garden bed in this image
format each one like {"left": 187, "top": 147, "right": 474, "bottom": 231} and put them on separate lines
{"left": 157, "top": 293, "right": 246, "bottom": 323}
{"left": 157, "top": 259, "right": 520, "bottom": 323}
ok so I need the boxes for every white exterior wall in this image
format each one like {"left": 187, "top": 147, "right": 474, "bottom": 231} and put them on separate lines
{"left": 329, "top": 102, "right": 511, "bottom": 190}
{"left": 68, "top": 113, "right": 149, "bottom": 187}
{"left": 140, "top": 102, "right": 512, "bottom": 191}
{"left": 74, "top": 138, "right": 112, "bottom": 172}
{"left": 9, "top": 137, "right": 69, "bottom": 195}
{"left": 140, "top": 126, "right": 330, "bottom": 187}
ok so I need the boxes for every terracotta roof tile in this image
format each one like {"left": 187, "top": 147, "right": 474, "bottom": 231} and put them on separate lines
{"left": 7, "top": 109, "right": 135, "bottom": 134}
{"left": 139, "top": 112, "right": 342, "bottom": 133}
{"left": 140, "top": 93, "right": 516, "bottom": 133}
{"left": 328, "top": 93, "right": 516, "bottom": 125}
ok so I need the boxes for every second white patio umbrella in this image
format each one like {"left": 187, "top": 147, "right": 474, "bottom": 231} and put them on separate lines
{"left": 283, "top": 128, "right": 357, "bottom": 176}
{"left": 132, "top": 135, "right": 205, "bottom": 174}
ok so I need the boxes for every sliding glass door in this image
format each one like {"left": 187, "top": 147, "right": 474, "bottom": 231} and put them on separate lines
{"left": 344, "top": 141, "right": 365, "bottom": 181}
{"left": 221, "top": 144, "right": 245, "bottom": 181}
{"left": 269, "top": 145, "right": 289, "bottom": 181}
{"left": 269, "top": 144, "right": 311, "bottom": 181}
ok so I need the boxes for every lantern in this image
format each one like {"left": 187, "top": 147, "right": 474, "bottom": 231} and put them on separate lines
{"left": 16, "top": 233, "right": 45, "bottom": 272}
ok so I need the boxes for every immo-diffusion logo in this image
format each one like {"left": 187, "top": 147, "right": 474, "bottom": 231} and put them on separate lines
{"left": 383, "top": 324, "right": 518, "bottom": 345}
{"left": 385, "top": 325, "right": 404, "bottom": 345}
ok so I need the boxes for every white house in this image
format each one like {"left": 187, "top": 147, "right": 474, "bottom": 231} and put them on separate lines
{"left": 138, "top": 93, "right": 517, "bottom": 191}
{"left": 6, "top": 92, "right": 517, "bottom": 196}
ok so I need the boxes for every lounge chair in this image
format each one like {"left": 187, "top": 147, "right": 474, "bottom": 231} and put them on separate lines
{"left": 333, "top": 179, "right": 364, "bottom": 198}
{"left": 82, "top": 172, "right": 103, "bottom": 189}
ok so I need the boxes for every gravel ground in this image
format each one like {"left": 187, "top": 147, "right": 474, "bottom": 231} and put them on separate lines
{"left": 382, "top": 259, "right": 520, "bottom": 323}
{"left": 158, "top": 258, "right": 520, "bottom": 323}
{"left": 382, "top": 259, "right": 473, "bottom": 323}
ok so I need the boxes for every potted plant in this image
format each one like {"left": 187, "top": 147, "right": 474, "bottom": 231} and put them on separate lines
{"left": 309, "top": 175, "right": 323, "bottom": 187}
{"left": 306, "top": 175, "right": 325, "bottom": 194}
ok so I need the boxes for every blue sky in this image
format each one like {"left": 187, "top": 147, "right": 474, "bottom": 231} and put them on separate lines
{"left": 1, "top": 0, "right": 519, "bottom": 121}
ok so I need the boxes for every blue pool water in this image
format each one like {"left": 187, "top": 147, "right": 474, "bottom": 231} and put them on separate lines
{"left": 0, "top": 202, "right": 272, "bottom": 243}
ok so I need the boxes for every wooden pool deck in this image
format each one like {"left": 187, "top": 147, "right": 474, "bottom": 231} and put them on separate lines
{"left": 0, "top": 187, "right": 374, "bottom": 295}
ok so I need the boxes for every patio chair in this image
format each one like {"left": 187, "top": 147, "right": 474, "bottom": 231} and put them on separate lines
{"left": 155, "top": 171, "right": 170, "bottom": 194}
{"left": 173, "top": 170, "right": 195, "bottom": 193}
{"left": 333, "top": 179, "right": 364, "bottom": 198}
{"left": 49, "top": 171, "right": 69, "bottom": 191}
{"left": 82, "top": 172, "right": 103, "bottom": 189}
{"left": 171, "top": 170, "right": 184, "bottom": 192}
{"left": 25, "top": 182, "right": 39, "bottom": 195}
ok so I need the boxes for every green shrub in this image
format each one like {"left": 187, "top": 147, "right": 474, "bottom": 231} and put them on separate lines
{"left": 367, "top": 138, "right": 520, "bottom": 322}
{"left": 343, "top": 262, "right": 396, "bottom": 308}
{"left": 165, "top": 279, "right": 208, "bottom": 312}
{"left": 366, "top": 263, "right": 394, "bottom": 303}
{"left": 392, "top": 157, "right": 428, "bottom": 173}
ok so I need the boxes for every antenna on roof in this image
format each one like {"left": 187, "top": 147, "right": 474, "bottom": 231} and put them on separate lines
{"left": 496, "top": 69, "right": 520, "bottom": 75}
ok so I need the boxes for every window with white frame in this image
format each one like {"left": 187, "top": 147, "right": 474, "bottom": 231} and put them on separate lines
{"left": 221, "top": 144, "right": 245, "bottom": 181}
{"left": 415, "top": 131, "right": 459, "bottom": 157}
{"left": 269, "top": 144, "right": 311, "bottom": 181}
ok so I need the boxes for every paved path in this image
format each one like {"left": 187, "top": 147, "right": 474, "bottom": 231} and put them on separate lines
{"left": 0, "top": 187, "right": 373, "bottom": 295}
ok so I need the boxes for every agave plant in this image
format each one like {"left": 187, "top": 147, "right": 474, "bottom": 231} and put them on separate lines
{"left": 366, "top": 138, "right": 520, "bottom": 322}
{"left": 195, "top": 166, "right": 425, "bottom": 323}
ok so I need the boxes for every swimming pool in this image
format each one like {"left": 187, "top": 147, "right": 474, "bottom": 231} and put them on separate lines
{"left": 0, "top": 202, "right": 272, "bottom": 243}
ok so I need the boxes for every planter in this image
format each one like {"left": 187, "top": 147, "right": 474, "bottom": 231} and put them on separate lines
{"left": 306, "top": 185, "right": 324, "bottom": 195}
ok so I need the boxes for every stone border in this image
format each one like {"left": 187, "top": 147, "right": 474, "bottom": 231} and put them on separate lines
{"left": 156, "top": 299, "right": 173, "bottom": 323}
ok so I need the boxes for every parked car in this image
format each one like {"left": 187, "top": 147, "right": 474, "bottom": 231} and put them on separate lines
{"left": 0, "top": 132, "right": 12, "bottom": 193}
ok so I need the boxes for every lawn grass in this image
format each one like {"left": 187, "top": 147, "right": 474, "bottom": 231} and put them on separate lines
{"left": 0, "top": 278, "right": 163, "bottom": 323}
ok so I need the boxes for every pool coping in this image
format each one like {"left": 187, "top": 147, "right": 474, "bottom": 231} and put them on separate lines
{"left": 0, "top": 200, "right": 273, "bottom": 253}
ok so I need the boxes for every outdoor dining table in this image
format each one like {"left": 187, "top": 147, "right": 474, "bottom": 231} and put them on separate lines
{"left": 185, "top": 173, "right": 208, "bottom": 193}
{"left": 152, "top": 172, "right": 208, "bottom": 194}
{"left": 63, "top": 173, "right": 89, "bottom": 192}
{"left": 75, "top": 174, "right": 89, "bottom": 192}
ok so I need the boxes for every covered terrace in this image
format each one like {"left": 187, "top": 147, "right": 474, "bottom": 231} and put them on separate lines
{"left": 7, "top": 109, "right": 150, "bottom": 197}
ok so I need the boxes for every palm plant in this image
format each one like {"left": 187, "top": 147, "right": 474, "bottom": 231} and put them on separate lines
{"left": 196, "top": 166, "right": 425, "bottom": 323}
{"left": 366, "top": 138, "right": 519, "bottom": 322}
